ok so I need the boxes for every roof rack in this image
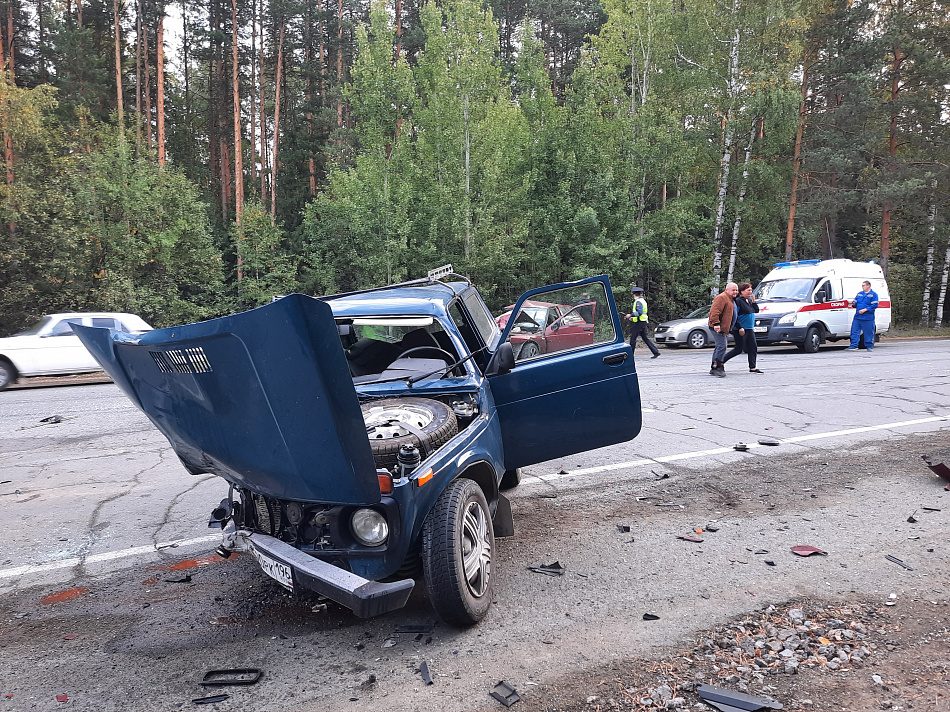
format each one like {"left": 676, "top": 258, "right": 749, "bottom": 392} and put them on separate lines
{"left": 320, "top": 264, "right": 472, "bottom": 301}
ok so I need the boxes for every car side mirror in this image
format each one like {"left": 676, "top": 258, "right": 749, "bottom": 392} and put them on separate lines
{"left": 549, "top": 322, "right": 560, "bottom": 332}
{"left": 815, "top": 293, "right": 826, "bottom": 304}
{"left": 486, "top": 342, "right": 515, "bottom": 377}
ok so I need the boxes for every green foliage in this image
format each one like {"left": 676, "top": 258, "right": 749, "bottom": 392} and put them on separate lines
{"left": 234, "top": 203, "right": 299, "bottom": 307}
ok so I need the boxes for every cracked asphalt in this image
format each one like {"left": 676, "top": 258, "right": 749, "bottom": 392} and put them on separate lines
{"left": 0, "top": 338, "right": 948, "bottom": 711}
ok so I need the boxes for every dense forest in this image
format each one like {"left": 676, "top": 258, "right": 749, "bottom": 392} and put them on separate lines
{"left": 0, "top": 0, "right": 948, "bottom": 334}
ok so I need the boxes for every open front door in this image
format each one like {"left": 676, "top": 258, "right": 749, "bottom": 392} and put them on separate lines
{"left": 487, "top": 276, "right": 641, "bottom": 471}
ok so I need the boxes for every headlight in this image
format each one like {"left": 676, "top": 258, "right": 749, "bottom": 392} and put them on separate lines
{"left": 779, "top": 312, "right": 798, "bottom": 324}
{"left": 351, "top": 508, "right": 389, "bottom": 546}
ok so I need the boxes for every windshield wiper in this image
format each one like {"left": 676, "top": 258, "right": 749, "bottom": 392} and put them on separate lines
{"left": 407, "top": 347, "right": 488, "bottom": 385}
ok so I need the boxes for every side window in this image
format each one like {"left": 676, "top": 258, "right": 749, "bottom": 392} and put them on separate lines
{"left": 814, "top": 281, "right": 830, "bottom": 304}
{"left": 830, "top": 280, "right": 842, "bottom": 300}
{"left": 460, "top": 291, "right": 500, "bottom": 348}
{"left": 92, "top": 318, "right": 119, "bottom": 329}
{"left": 448, "top": 302, "right": 481, "bottom": 355}
{"left": 48, "top": 318, "right": 83, "bottom": 336}
{"left": 504, "top": 282, "right": 616, "bottom": 362}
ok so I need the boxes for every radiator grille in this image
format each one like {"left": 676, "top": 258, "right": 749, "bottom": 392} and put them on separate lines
{"left": 150, "top": 347, "right": 213, "bottom": 374}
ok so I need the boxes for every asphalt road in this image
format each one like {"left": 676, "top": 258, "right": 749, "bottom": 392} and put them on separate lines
{"left": 1, "top": 339, "right": 948, "bottom": 711}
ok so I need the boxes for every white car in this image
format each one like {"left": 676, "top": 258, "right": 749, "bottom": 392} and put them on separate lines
{"left": 0, "top": 312, "right": 152, "bottom": 389}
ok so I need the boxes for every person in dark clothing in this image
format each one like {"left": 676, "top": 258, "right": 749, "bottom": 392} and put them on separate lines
{"left": 723, "top": 282, "right": 763, "bottom": 373}
{"left": 624, "top": 287, "right": 660, "bottom": 359}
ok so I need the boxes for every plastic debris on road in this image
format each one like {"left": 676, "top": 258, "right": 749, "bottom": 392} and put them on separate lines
{"left": 790, "top": 545, "right": 827, "bottom": 557}
{"left": 696, "top": 682, "right": 783, "bottom": 711}
{"left": 490, "top": 681, "right": 521, "bottom": 707}
{"left": 527, "top": 561, "right": 565, "bottom": 576}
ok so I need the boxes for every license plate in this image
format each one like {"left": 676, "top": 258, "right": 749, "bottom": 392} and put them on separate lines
{"left": 753, "top": 326, "right": 768, "bottom": 333}
{"left": 249, "top": 542, "right": 294, "bottom": 589}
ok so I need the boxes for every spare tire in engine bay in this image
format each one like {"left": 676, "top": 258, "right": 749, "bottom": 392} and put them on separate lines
{"left": 361, "top": 397, "right": 458, "bottom": 468}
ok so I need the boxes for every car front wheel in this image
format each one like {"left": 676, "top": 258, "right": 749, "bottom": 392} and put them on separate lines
{"left": 0, "top": 358, "right": 16, "bottom": 390}
{"left": 687, "top": 329, "right": 708, "bottom": 349}
{"left": 519, "top": 341, "right": 540, "bottom": 359}
{"left": 801, "top": 326, "right": 821, "bottom": 353}
{"left": 422, "top": 478, "right": 494, "bottom": 627}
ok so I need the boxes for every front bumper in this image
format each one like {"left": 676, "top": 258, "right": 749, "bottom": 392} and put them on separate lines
{"left": 755, "top": 324, "right": 806, "bottom": 343}
{"left": 223, "top": 529, "right": 415, "bottom": 618}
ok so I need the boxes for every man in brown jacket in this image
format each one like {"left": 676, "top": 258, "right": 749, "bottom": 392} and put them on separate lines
{"left": 708, "top": 282, "right": 739, "bottom": 377}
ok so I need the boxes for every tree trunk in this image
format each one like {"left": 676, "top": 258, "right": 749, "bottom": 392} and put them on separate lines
{"left": 336, "top": 0, "right": 343, "bottom": 139}
{"left": 395, "top": 0, "right": 402, "bottom": 60}
{"left": 880, "top": 9, "right": 902, "bottom": 277}
{"left": 259, "top": 3, "right": 266, "bottom": 202}
{"left": 135, "top": 0, "right": 142, "bottom": 147}
{"left": 463, "top": 93, "right": 471, "bottom": 258}
{"left": 785, "top": 58, "right": 809, "bottom": 260}
{"left": 249, "top": 0, "right": 256, "bottom": 184}
{"left": 306, "top": 0, "right": 316, "bottom": 195}
{"left": 231, "top": 0, "right": 243, "bottom": 278}
{"left": 270, "top": 18, "right": 285, "bottom": 226}
{"left": 726, "top": 121, "right": 756, "bottom": 285}
{"left": 156, "top": 11, "right": 165, "bottom": 166}
{"left": 77, "top": 0, "right": 82, "bottom": 27}
{"left": 710, "top": 26, "right": 740, "bottom": 297}
{"left": 182, "top": 0, "right": 189, "bottom": 131}
{"left": 143, "top": 18, "right": 152, "bottom": 150}
{"left": 0, "top": 21, "right": 14, "bottom": 236}
{"left": 922, "top": 178, "right": 937, "bottom": 324}
{"left": 113, "top": 0, "right": 124, "bottom": 138}
{"left": 38, "top": 0, "right": 45, "bottom": 79}
{"left": 6, "top": 4, "right": 14, "bottom": 78}
{"left": 936, "top": 234, "right": 950, "bottom": 329}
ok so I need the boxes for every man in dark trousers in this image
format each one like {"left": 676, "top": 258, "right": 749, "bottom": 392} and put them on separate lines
{"left": 625, "top": 287, "right": 660, "bottom": 359}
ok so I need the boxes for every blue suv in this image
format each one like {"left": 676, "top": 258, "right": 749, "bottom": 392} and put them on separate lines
{"left": 74, "top": 268, "right": 641, "bottom": 626}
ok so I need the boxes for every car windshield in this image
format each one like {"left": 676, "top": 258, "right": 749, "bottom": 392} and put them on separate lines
{"left": 754, "top": 278, "right": 816, "bottom": 302}
{"left": 685, "top": 306, "right": 711, "bottom": 319}
{"left": 12, "top": 316, "right": 54, "bottom": 336}
{"left": 511, "top": 307, "right": 546, "bottom": 331}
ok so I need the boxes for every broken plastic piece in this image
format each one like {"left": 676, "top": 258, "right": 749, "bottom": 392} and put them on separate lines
{"left": 617, "top": 524, "right": 631, "bottom": 533}
{"left": 40, "top": 415, "right": 65, "bottom": 424}
{"left": 490, "top": 681, "right": 521, "bottom": 707}
{"left": 63, "top": 634, "right": 78, "bottom": 640}
{"left": 885, "top": 554, "right": 913, "bottom": 571}
{"left": 200, "top": 668, "right": 262, "bottom": 686}
{"left": 527, "top": 561, "right": 565, "bottom": 576}
{"left": 790, "top": 545, "right": 827, "bottom": 557}
{"left": 758, "top": 438, "right": 780, "bottom": 446}
{"left": 642, "top": 613, "right": 660, "bottom": 621}
{"left": 56, "top": 694, "right": 68, "bottom": 703}
{"left": 656, "top": 502, "right": 686, "bottom": 508}
{"left": 395, "top": 624, "right": 433, "bottom": 634}
{"left": 907, "top": 511, "right": 918, "bottom": 523}
{"left": 166, "top": 574, "right": 193, "bottom": 583}
{"left": 764, "top": 560, "right": 776, "bottom": 566}
{"left": 706, "top": 524, "right": 720, "bottom": 532}
{"left": 419, "top": 661, "right": 433, "bottom": 685}
{"left": 192, "top": 694, "right": 230, "bottom": 705}
{"left": 696, "top": 683, "right": 783, "bottom": 711}
{"left": 922, "top": 455, "right": 950, "bottom": 483}
{"left": 734, "top": 443, "right": 750, "bottom": 451}
{"left": 922, "top": 507, "right": 941, "bottom": 512}
{"left": 677, "top": 535, "right": 703, "bottom": 543}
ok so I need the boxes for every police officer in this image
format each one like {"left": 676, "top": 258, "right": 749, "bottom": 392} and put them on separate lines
{"left": 625, "top": 287, "right": 660, "bottom": 359}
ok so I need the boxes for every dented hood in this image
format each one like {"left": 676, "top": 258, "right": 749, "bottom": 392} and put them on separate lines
{"left": 72, "top": 295, "right": 381, "bottom": 505}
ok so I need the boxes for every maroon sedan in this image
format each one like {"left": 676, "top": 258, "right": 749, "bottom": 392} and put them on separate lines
{"left": 495, "top": 300, "right": 596, "bottom": 360}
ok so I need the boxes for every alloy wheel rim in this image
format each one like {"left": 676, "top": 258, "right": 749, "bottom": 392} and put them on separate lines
{"left": 460, "top": 500, "right": 491, "bottom": 597}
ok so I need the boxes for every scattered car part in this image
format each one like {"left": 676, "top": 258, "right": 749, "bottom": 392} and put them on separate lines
{"left": 200, "top": 669, "right": 262, "bottom": 686}
{"left": 677, "top": 535, "right": 703, "bottom": 543}
{"left": 734, "top": 443, "right": 750, "bottom": 452}
{"left": 696, "top": 683, "right": 783, "bottom": 711}
{"left": 56, "top": 695, "right": 68, "bottom": 703}
{"left": 922, "top": 455, "right": 950, "bottom": 484}
{"left": 907, "top": 511, "right": 918, "bottom": 523}
{"left": 40, "top": 415, "right": 65, "bottom": 424}
{"left": 922, "top": 506, "right": 941, "bottom": 511}
{"left": 656, "top": 502, "right": 686, "bottom": 508}
{"left": 617, "top": 524, "right": 631, "bottom": 533}
{"left": 192, "top": 694, "right": 229, "bottom": 705}
{"left": 419, "top": 661, "right": 433, "bottom": 685}
{"left": 165, "top": 574, "right": 192, "bottom": 583}
{"left": 527, "top": 561, "right": 565, "bottom": 576}
{"left": 757, "top": 438, "right": 780, "bottom": 446}
{"left": 765, "top": 560, "right": 776, "bottom": 566}
{"left": 395, "top": 624, "right": 433, "bottom": 634}
{"left": 706, "top": 524, "right": 720, "bottom": 532}
{"left": 490, "top": 681, "right": 521, "bottom": 707}
{"left": 885, "top": 555, "right": 913, "bottom": 571}
{"left": 642, "top": 613, "right": 660, "bottom": 621}
{"left": 790, "top": 545, "right": 827, "bottom": 557}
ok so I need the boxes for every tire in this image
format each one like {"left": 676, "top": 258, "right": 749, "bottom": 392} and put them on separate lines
{"left": 499, "top": 468, "right": 521, "bottom": 490}
{"left": 687, "top": 329, "right": 708, "bottom": 349}
{"left": 802, "top": 326, "right": 821, "bottom": 354}
{"left": 519, "top": 341, "right": 540, "bottom": 359}
{"left": 422, "top": 478, "right": 494, "bottom": 626}
{"left": 0, "top": 357, "right": 16, "bottom": 390}
{"left": 361, "top": 398, "right": 458, "bottom": 468}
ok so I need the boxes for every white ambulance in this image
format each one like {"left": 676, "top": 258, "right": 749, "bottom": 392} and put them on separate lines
{"left": 751, "top": 259, "right": 891, "bottom": 352}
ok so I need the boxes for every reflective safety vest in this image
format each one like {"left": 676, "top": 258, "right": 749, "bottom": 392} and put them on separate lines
{"left": 634, "top": 297, "right": 649, "bottom": 322}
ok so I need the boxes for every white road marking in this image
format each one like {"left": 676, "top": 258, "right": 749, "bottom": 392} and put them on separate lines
{"left": 3, "top": 414, "right": 947, "bottom": 583}
{"left": 0, "top": 534, "right": 221, "bottom": 580}
{"left": 524, "top": 413, "right": 950, "bottom": 485}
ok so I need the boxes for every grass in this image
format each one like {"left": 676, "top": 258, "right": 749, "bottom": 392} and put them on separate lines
{"left": 883, "top": 324, "right": 950, "bottom": 339}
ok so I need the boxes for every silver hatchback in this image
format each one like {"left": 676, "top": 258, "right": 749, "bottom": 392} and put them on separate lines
{"left": 654, "top": 306, "right": 733, "bottom": 349}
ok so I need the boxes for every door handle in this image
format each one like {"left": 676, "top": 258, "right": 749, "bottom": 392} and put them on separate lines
{"left": 603, "top": 352, "right": 628, "bottom": 365}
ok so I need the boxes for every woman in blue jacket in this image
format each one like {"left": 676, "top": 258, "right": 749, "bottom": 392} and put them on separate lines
{"left": 723, "top": 283, "right": 763, "bottom": 373}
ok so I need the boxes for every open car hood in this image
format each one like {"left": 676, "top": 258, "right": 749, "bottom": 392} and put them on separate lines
{"left": 72, "top": 295, "right": 381, "bottom": 505}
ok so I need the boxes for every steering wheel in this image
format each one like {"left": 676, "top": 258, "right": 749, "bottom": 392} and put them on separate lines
{"left": 396, "top": 346, "right": 456, "bottom": 364}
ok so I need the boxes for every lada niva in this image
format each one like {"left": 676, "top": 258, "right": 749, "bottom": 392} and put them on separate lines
{"left": 73, "top": 267, "right": 641, "bottom": 626}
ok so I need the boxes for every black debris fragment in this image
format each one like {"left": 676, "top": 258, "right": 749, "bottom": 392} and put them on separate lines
{"left": 758, "top": 438, "right": 780, "bottom": 446}
{"left": 527, "top": 562, "right": 565, "bottom": 576}
{"left": 922, "top": 455, "right": 950, "bottom": 484}
{"left": 885, "top": 555, "right": 913, "bottom": 571}
{"left": 419, "top": 661, "right": 433, "bottom": 686}
{"left": 40, "top": 415, "right": 65, "bottom": 424}
{"left": 922, "top": 506, "right": 941, "bottom": 512}
{"left": 538, "top": 493, "right": 557, "bottom": 499}
{"left": 705, "top": 524, "right": 720, "bottom": 532}
{"left": 200, "top": 669, "right": 262, "bottom": 686}
{"left": 558, "top": 469, "right": 568, "bottom": 475}
{"left": 754, "top": 550, "right": 769, "bottom": 555}
{"left": 764, "top": 560, "right": 776, "bottom": 567}
{"left": 395, "top": 625, "right": 433, "bottom": 634}
{"left": 652, "top": 470, "right": 670, "bottom": 480}
{"left": 696, "top": 682, "right": 783, "bottom": 711}
{"left": 907, "top": 511, "right": 919, "bottom": 523}
{"left": 490, "top": 681, "right": 521, "bottom": 707}
{"left": 734, "top": 443, "right": 750, "bottom": 451}
{"left": 192, "top": 694, "right": 230, "bottom": 705}
{"left": 642, "top": 613, "right": 660, "bottom": 621}
{"left": 165, "top": 574, "right": 192, "bottom": 584}
{"left": 617, "top": 524, "right": 631, "bottom": 533}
